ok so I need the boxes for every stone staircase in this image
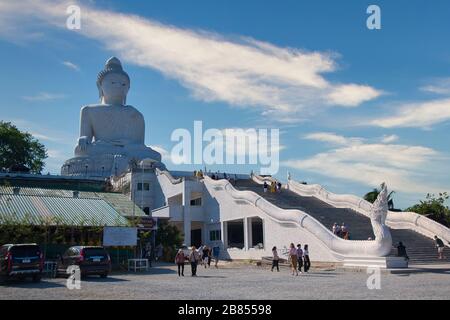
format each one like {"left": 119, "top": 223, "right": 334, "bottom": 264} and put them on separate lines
{"left": 233, "top": 179, "right": 450, "bottom": 265}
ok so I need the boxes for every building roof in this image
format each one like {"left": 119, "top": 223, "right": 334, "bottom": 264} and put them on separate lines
{"left": 0, "top": 186, "right": 144, "bottom": 226}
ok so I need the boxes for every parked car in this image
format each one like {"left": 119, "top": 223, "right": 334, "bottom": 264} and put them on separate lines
{"left": 57, "top": 246, "right": 111, "bottom": 278}
{"left": 0, "top": 243, "right": 43, "bottom": 283}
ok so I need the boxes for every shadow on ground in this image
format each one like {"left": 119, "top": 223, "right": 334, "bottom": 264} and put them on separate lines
{"left": 0, "top": 279, "right": 66, "bottom": 289}
{"left": 391, "top": 267, "right": 450, "bottom": 275}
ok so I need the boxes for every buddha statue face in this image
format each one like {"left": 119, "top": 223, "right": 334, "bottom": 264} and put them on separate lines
{"left": 100, "top": 72, "right": 130, "bottom": 105}
{"left": 97, "top": 57, "right": 131, "bottom": 106}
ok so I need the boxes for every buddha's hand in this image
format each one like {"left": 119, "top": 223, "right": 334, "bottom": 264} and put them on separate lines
{"left": 76, "top": 136, "right": 89, "bottom": 152}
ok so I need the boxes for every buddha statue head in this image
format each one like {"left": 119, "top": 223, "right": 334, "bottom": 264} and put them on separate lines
{"left": 96, "top": 57, "right": 131, "bottom": 105}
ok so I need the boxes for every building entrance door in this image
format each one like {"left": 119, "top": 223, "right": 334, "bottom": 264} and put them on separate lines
{"left": 191, "top": 229, "right": 202, "bottom": 248}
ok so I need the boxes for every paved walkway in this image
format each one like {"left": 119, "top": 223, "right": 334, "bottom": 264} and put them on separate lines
{"left": 1, "top": 263, "right": 449, "bottom": 300}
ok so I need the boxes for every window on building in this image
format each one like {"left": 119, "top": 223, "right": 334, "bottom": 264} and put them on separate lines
{"left": 190, "top": 197, "right": 202, "bottom": 206}
{"left": 137, "top": 182, "right": 150, "bottom": 191}
{"left": 209, "top": 230, "right": 221, "bottom": 241}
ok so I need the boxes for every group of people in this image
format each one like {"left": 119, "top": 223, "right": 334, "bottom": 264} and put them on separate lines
{"left": 271, "top": 243, "right": 311, "bottom": 276}
{"left": 174, "top": 245, "right": 221, "bottom": 277}
{"left": 263, "top": 181, "right": 282, "bottom": 193}
{"left": 332, "top": 222, "right": 350, "bottom": 240}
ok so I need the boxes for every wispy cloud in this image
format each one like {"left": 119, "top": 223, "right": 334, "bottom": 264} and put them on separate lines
{"left": 22, "top": 92, "right": 66, "bottom": 101}
{"left": 368, "top": 98, "right": 450, "bottom": 129}
{"left": 381, "top": 134, "right": 398, "bottom": 143}
{"left": 6, "top": 118, "right": 74, "bottom": 145}
{"left": 62, "top": 61, "right": 80, "bottom": 71}
{"left": 303, "top": 132, "right": 363, "bottom": 146}
{"left": 284, "top": 133, "right": 447, "bottom": 194}
{"left": 420, "top": 78, "right": 450, "bottom": 95}
{"left": 0, "top": 0, "right": 382, "bottom": 122}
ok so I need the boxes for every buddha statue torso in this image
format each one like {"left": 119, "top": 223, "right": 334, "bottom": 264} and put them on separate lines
{"left": 76, "top": 104, "right": 145, "bottom": 155}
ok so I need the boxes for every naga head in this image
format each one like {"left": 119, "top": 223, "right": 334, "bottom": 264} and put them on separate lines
{"left": 370, "top": 182, "right": 389, "bottom": 240}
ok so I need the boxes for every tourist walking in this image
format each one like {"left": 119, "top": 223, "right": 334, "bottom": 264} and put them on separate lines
{"left": 189, "top": 246, "right": 200, "bottom": 276}
{"left": 340, "top": 223, "right": 348, "bottom": 239}
{"left": 296, "top": 244, "right": 304, "bottom": 273}
{"left": 303, "top": 244, "right": 311, "bottom": 272}
{"left": 263, "top": 181, "right": 268, "bottom": 193}
{"left": 175, "top": 249, "right": 185, "bottom": 276}
{"left": 397, "top": 242, "right": 409, "bottom": 261}
{"left": 277, "top": 182, "right": 282, "bottom": 193}
{"left": 332, "top": 223, "right": 339, "bottom": 235}
{"left": 271, "top": 246, "right": 280, "bottom": 272}
{"left": 212, "top": 245, "right": 220, "bottom": 268}
{"left": 207, "top": 247, "right": 212, "bottom": 267}
{"left": 288, "top": 243, "right": 298, "bottom": 276}
{"left": 434, "top": 236, "right": 446, "bottom": 260}
{"left": 270, "top": 181, "right": 276, "bottom": 193}
{"left": 156, "top": 243, "right": 163, "bottom": 261}
{"left": 202, "top": 245, "right": 210, "bottom": 268}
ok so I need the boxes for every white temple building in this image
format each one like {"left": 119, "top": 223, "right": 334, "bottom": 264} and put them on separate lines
{"left": 61, "top": 57, "right": 450, "bottom": 268}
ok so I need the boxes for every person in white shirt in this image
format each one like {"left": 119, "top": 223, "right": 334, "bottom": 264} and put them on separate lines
{"left": 332, "top": 223, "right": 339, "bottom": 235}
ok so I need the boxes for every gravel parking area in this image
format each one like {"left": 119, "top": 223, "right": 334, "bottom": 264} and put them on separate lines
{"left": 1, "top": 262, "right": 449, "bottom": 300}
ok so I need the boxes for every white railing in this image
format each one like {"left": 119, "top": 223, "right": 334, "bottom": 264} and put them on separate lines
{"left": 155, "top": 168, "right": 183, "bottom": 184}
{"left": 251, "top": 173, "right": 277, "bottom": 185}
{"left": 287, "top": 179, "right": 450, "bottom": 245}
{"left": 204, "top": 176, "right": 393, "bottom": 260}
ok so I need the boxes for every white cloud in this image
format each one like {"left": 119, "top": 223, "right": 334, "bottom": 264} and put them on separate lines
{"left": 303, "top": 132, "right": 363, "bottom": 146}
{"left": 31, "top": 132, "right": 61, "bottom": 143}
{"left": 284, "top": 134, "right": 446, "bottom": 194}
{"left": 22, "top": 92, "right": 66, "bottom": 101}
{"left": 381, "top": 134, "right": 398, "bottom": 143}
{"left": 369, "top": 98, "right": 450, "bottom": 128}
{"left": 0, "top": 0, "right": 382, "bottom": 121}
{"left": 62, "top": 61, "right": 80, "bottom": 71}
{"left": 420, "top": 78, "right": 450, "bottom": 95}
{"left": 327, "top": 84, "right": 382, "bottom": 107}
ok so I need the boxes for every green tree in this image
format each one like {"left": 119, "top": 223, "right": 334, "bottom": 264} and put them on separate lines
{"left": 0, "top": 121, "right": 47, "bottom": 173}
{"left": 406, "top": 193, "right": 450, "bottom": 227}
{"left": 155, "top": 220, "right": 183, "bottom": 261}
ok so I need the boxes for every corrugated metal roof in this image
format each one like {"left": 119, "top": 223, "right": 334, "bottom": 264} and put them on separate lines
{"left": 0, "top": 186, "right": 145, "bottom": 217}
{"left": 0, "top": 189, "right": 130, "bottom": 226}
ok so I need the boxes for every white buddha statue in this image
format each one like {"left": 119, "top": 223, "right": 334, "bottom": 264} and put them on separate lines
{"left": 61, "top": 57, "right": 163, "bottom": 177}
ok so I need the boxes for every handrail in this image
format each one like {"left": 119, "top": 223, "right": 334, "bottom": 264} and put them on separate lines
{"left": 155, "top": 168, "right": 183, "bottom": 184}
{"left": 204, "top": 176, "right": 392, "bottom": 259}
{"left": 251, "top": 173, "right": 277, "bottom": 185}
{"left": 288, "top": 179, "right": 450, "bottom": 245}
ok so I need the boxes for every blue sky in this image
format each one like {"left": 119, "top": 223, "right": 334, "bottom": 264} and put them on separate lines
{"left": 1, "top": 0, "right": 450, "bottom": 208}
